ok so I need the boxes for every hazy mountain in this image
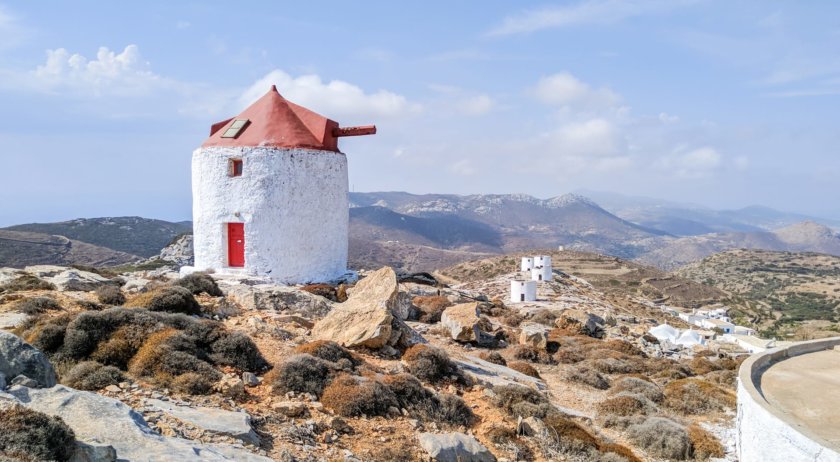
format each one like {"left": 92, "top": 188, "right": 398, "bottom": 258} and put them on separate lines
{"left": 578, "top": 189, "right": 840, "bottom": 236}
{"left": 0, "top": 229, "right": 140, "bottom": 268}
{"left": 5, "top": 217, "right": 192, "bottom": 258}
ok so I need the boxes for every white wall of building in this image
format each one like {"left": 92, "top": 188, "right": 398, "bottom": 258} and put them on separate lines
{"left": 190, "top": 146, "right": 348, "bottom": 284}
{"left": 510, "top": 280, "right": 537, "bottom": 302}
{"left": 520, "top": 257, "right": 534, "bottom": 272}
{"left": 531, "top": 255, "right": 552, "bottom": 281}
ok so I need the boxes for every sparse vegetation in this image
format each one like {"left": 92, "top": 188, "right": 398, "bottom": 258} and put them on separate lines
{"left": 402, "top": 344, "right": 458, "bottom": 383}
{"left": 62, "top": 360, "right": 124, "bottom": 390}
{"left": 125, "top": 286, "right": 201, "bottom": 315}
{"left": 14, "top": 296, "right": 62, "bottom": 315}
{"left": 478, "top": 351, "right": 507, "bottom": 365}
{"left": 321, "top": 374, "right": 399, "bottom": 417}
{"left": 627, "top": 416, "right": 691, "bottom": 460}
{"left": 609, "top": 377, "right": 663, "bottom": 403}
{"left": 508, "top": 361, "right": 540, "bottom": 378}
{"left": 663, "top": 378, "right": 735, "bottom": 415}
{"left": 95, "top": 285, "right": 125, "bottom": 306}
{"left": 0, "top": 406, "right": 76, "bottom": 462}
{"left": 0, "top": 275, "right": 55, "bottom": 293}
{"left": 566, "top": 365, "right": 610, "bottom": 390}
{"left": 268, "top": 354, "right": 332, "bottom": 397}
{"left": 687, "top": 424, "right": 724, "bottom": 460}
{"left": 173, "top": 273, "right": 223, "bottom": 297}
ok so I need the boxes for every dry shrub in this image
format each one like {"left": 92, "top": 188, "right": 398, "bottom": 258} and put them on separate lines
{"left": 89, "top": 326, "right": 142, "bottom": 369}
{"left": 513, "top": 345, "right": 554, "bottom": 364}
{"left": 300, "top": 283, "right": 339, "bottom": 301}
{"left": 210, "top": 332, "right": 269, "bottom": 371}
{"left": 627, "top": 416, "right": 691, "bottom": 460}
{"left": 610, "top": 377, "right": 663, "bottom": 403}
{"left": 663, "top": 379, "right": 735, "bottom": 415}
{"left": 268, "top": 354, "right": 332, "bottom": 397}
{"left": 485, "top": 423, "right": 517, "bottom": 445}
{"left": 0, "top": 275, "right": 55, "bottom": 293}
{"left": 403, "top": 344, "right": 458, "bottom": 383}
{"left": 62, "top": 360, "right": 124, "bottom": 390}
{"left": 493, "top": 384, "right": 554, "bottom": 419}
{"left": 596, "top": 394, "right": 649, "bottom": 417}
{"left": 687, "top": 424, "right": 724, "bottom": 460}
{"left": 432, "top": 393, "right": 476, "bottom": 427}
{"left": 589, "top": 357, "right": 643, "bottom": 375}
{"left": 14, "top": 297, "right": 62, "bottom": 315}
{"left": 508, "top": 361, "right": 540, "bottom": 378}
{"left": 321, "top": 374, "right": 398, "bottom": 417}
{"left": 125, "top": 286, "right": 201, "bottom": 315}
{"left": 502, "top": 312, "right": 525, "bottom": 327}
{"left": 412, "top": 295, "right": 451, "bottom": 323}
{"left": 543, "top": 413, "right": 599, "bottom": 454}
{"left": 566, "top": 365, "right": 610, "bottom": 390}
{"left": 688, "top": 357, "right": 721, "bottom": 375}
{"left": 173, "top": 272, "right": 223, "bottom": 296}
{"left": 95, "top": 285, "right": 125, "bottom": 306}
{"left": 597, "top": 339, "right": 646, "bottom": 357}
{"left": 704, "top": 369, "right": 737, "bottom": 388}
{"left": 367, "top": 439, "right": 420, "bottom": 462}
{"left": 553, "top": 347, "right": 585, "bottom": 364}
{"left": 479, "top": 351, "right": 507, "bottom": 366}
{"left": 382, "top": 374, "right": 474, "bottom": 426}
{"left": 599, "top": 443, "right": 642, "bottom": 462}
{"left": 20, "top": 314, "right": 73, "bottom": 354}
{"left": 294, "top": 340, "right": 357, "bottom": 366}
{"left": 0, "top": 406, "right": 75, "bottom": 462}
{"left": 172, "top": 372, "right": 215, "bottom": 395}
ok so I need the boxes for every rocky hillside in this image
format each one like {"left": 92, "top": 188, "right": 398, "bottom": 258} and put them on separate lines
{"left": 677, "top": 249, "right": 840, "bottom": 339}
{"left": 5, "top": 217, "right": 192, "bottom": 258}
{"left": 0, "top": 229, "right": 140, "bottom": 268}
{"left": 0, "top": 262, "right": 740, "bottom": 462}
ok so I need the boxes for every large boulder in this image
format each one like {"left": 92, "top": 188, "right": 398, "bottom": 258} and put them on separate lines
{"left": 417, "top": 432, "right": 496, "bottom": 462}
{"left": 0, "top": 331, "right": 56, "bottom": 388}
{"left": 4, "top": 385, "right": 272, "bottom": 461}
{"left": 518, "top": 322, "right": 551, "bottom": 350}
{"left": 556, "top": 309, "right": 606, "bottom": 339}
{"left": 311, "top": 267, "right": 422, "bottom": 350}
{"left": 440, "top": 303, "right": 496, "bottom": 346}
{"left": 145, "top": 398, "right": 259, "bottom": 445}
{"left": 225, "top": 283, "right": 333, "bottom": 318}
{"left": 23, "top": 265, "right": 114, "bottom": 292}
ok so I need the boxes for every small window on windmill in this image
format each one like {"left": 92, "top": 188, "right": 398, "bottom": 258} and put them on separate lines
{"left": 221, "top": 119, "right": 249, "bottom": 138}
{"left": 230, "top": 159, "right": 243, "bottom": 177}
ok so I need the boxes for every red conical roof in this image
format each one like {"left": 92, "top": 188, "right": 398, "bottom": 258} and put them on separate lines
{"left": 202, "top": 86, "right": 341, "bottom": 152}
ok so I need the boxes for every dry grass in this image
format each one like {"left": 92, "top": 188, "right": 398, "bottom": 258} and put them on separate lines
{"left": 508, "top": 361, "right": 540, "bottom": 378}
{"left": 566, "top": 365, "right": 610, "bottom": 390}
{"left": 596, "top": 394, "right": 648, "bottom": 417}
{"left": 663, "top": 378, "right": 736, "bottom": 415}
{"left": 687, "top": 424, "right": 724, "bottom": 460}
{"left": 321, "top": 374, "right": 398, "bottom": 417}
{"left": 627, "top": 416, "right": 691, "bottom": 460}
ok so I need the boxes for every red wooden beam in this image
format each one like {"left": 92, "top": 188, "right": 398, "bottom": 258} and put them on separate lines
{"left": 332, "top": 125, "right": 377, "bottom": 137}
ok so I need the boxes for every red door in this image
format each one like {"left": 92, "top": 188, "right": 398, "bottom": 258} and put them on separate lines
{"left": 227, "top": 223, "right": 245, "bottom": 267}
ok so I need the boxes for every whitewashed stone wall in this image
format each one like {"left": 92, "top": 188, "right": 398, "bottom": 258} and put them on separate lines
{"left": 737, "top": 338, "right": 840, "bottom": 462}
{"left": 190, "top": 146, "right": 348, "bottom": 284}
{"left": 510, "top": 280, "right": 537, "bottom": 302}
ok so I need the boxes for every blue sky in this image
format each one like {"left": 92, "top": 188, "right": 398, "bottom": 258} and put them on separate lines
{"left": 1, "top": 0, "right": 838, "bottom": 226}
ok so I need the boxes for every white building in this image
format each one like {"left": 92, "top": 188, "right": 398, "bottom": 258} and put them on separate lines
{"left": 700, "top": 318, "right": 736, "bottom": 334}
{"left": 531, "top": 255, "right": 552, "bottom": 281}
{"left": 520, "top": 257, "right": 534, "bottom": 272}
{"left": 510, "top": 279, "right": 537, "bottom": 302}
{"left": 184, "top": 85, "right": 375, "bottom": 283}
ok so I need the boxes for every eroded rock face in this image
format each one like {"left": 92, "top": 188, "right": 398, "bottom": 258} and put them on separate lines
{"left": 0, "top": 331, "right": 56, "bottom": 388}
{"left": 557, "top": 309, "right": 606, "bottom": 339}
{"left": 145, "top": 398, "right": 259, "bottom": 445}
{"left": 417, "top": 432, "right": 496, "bottom": 462}
{"left": 518, "top": 322, "right": 550, "bottom": 350}
{"left": 3, "top": 385, "right": 272, "bottom": 462}
{"left": 311, "top": 267, "right": 422, "bottom": 350}
{"left": 440, "top": 303, "right": 483, "bottom": 342}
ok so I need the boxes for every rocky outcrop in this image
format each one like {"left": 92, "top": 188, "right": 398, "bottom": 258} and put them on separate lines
{"left": 518, "top": 323, "right": 550, "bottom": 349}
{"left": 2, "top": 385, "right": 272, "bottom": 462}
{"left": 0, "top": 331, "right": 56, "bottom": 388}
{"left": 454, "top": 355, "right": 546, "bottom": 390}
{"left": 417, "top": 432, "right": 496, "bottom": 462}
{"left": 145, "top": 398, "right": 259, "bottom": 445}
{"left": 557, "top": 309, "right": 606, "bottom": 339}
{"left": 158, "top": 234, "right": 194, "bottom": 267}
{"left": 23, "top": 265, "right": 114, "bottom": 292}
{"left": 311, "top": 267, "right": 423, "bottom": 350}
{"left": 440, "top": 303, "right": 481, "bottom": 342}
{"left": 224, "top": 283, "right": 333, "bottom": 318}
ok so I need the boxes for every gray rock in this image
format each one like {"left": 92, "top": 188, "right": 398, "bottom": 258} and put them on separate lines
{"left": 0, "top": 372, "right": 6, "bottom": 390}
{"left": 454, "top": 355, "right": 545, "bottom": 391}
{"left": 0, "top": 268, "right": 22, "bottom": 287}
{"left": 0, "top": 330, "right": 56, "bottom": 388}
{"left": 518, "top": 323, "right": 550, "bottom": 350}
{"left": 10, "top": 375, "right": 40, "bottom": 388}
{"left": 225, "top": 283, "right": 333, "bottom": 317}
{"left": 557, "top": 309, "right": 606, "bottom": 339}
{"left": 242, "top": 372, "right": 259, "bottom": 387}
{"left": 7, "top": 385, "right": 272, "bottom": 461}
{"left": 70, "top": 442, "right": 117, "bottom": 462}
{"left": 23, "top": 265, "right": 114, "bottom": 292}
{"left": 158, "top": 234, "right": 194, "bottom": 267}
{"left": 145, "top": 398, "right": 260, "bottom": 445}
{"left": 417, "top": 432, "right": 496, "bottom": 462}
{"left": 0, "top": 311, "right": 29, "bottom": 330}
{"left": 517, "top": 416, "right": 548, "bottom": 437}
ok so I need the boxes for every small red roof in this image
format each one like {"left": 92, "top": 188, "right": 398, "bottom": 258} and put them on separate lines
{"left": 202, "top": 86, "right": 343, "bottom": 151}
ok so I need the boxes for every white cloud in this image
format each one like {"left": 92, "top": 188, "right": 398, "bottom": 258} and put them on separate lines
{"left": 532, "top": 72, "right": 620, "bottom": 108}
{"left": 449, "top": 159, "right": 476, "bottom": 176}
{"left": 549, "top": 118, "right": 622, "bottom": 158}
{"left": 29, "top": 45, "right": 165, "bottom": 97}
{"left": 457, "top": 94, "right": 496, "bottom": 116}
{"left": 239, "top": 70, "right": 418, "bottom": 120}
{"left": 488, "top": 0, "right": 697, "bottom": 36}
{"left": 658, "top": 147, "right": 723, "bottom": 178}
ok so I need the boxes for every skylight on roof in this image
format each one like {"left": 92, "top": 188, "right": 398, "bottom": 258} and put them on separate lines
{"left": 221, "top": 119, "right": 249, "bottom": 138}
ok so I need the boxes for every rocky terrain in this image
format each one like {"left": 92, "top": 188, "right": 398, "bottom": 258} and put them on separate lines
{"left": 677, "top": 249, "right": 840, "bottom": 340}
{"left": 0, "top": 259, "right": 741, "bottom": 462}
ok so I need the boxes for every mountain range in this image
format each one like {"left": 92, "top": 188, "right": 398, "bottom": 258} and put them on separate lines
{"left": 2, "top": 192, "right": 839, "bottom": 272}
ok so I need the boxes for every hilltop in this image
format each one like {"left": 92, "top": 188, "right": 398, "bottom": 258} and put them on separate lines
{"left": 676, "top": 249, "right": 840, "bottom": 339}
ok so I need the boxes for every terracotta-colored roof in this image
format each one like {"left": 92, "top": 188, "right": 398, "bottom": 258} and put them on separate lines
{"left": 202, "top": 86, "right": 341, "bottom": 152}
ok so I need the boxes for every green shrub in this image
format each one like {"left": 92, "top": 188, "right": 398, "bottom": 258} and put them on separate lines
{"left": 0, "top": 406, "right": 75, "bottom": 462}
{"left": 14, "top": 297, "right": 62, "bottom": 315}
{"left": 63, "top": 361, "right": 124, "bottom": 390}
{"left": 95, "top": 285, "right": 125, "bottom": 306}
{"left": 268, "top": 354, "right": 332, "bottom": 397}
{"left": 173, "top": 273, "right": 223, "bottom": 297}
{"left": 403, "top": 344, "right": 458, "bottom": 383}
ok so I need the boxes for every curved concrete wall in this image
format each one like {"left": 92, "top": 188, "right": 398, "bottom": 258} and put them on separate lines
{"left": 737, "top": 337, "right": 840, "bottom": 462}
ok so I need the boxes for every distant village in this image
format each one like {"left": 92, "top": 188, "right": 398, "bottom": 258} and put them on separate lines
{"left": 509, "top": 254, "right": 788, "bottom": 355}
